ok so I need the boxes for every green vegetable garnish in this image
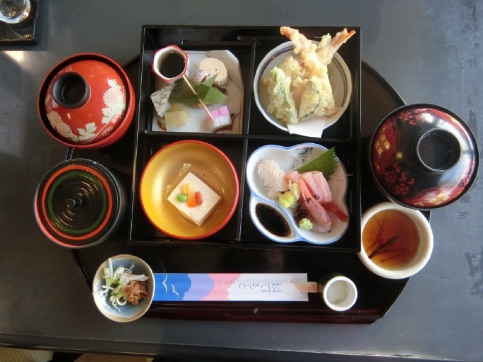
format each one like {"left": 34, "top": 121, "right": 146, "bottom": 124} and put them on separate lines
{"left": 169, "top": 75, "right": 227, "bottom": 105}
{"left": 299, "top": 218, "right": 313, "bottom": 231}
{"left": 296, "top": 147, "right": 338, "bottom": 179}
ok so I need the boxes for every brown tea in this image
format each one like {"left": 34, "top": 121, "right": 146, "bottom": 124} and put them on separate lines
{"left": 362, "top": 210, "right": 420, "bottom": 270}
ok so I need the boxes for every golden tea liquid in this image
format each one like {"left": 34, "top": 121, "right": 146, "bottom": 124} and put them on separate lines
{"left": 362, "top": 210, "right": 420, "bottom": 270}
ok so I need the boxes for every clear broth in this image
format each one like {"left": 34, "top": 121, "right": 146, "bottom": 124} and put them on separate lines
{"left": 362, "top": 210, "right": 420, "bottom": 270}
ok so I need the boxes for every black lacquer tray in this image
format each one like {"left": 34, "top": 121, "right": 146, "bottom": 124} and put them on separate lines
{"left": 70, "top": 26, "right": 415, "bottom": 324}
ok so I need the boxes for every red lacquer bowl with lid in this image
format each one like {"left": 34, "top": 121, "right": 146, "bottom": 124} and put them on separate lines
{"left": 34, "top": 158, "right": 126, "bottom": 248}
{"left": 38, "top": 53, "right": 135, "bottom": 148}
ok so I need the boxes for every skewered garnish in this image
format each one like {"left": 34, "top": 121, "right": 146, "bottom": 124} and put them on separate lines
{"left": 169, "top": 74, "right": 227, "bottom": 105}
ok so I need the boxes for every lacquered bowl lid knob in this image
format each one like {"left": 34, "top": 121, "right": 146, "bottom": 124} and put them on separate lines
{"left": 51, "top": 72, "right": 91, "bottom": 109}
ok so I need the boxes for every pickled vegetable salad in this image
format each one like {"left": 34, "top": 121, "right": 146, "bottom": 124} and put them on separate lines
{"left": 97, "top": 258, "right": 150, "bottom": 311}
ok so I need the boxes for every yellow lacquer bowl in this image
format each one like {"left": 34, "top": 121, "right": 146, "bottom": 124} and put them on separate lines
{"left": 140, "top": 140, "right": 240, "bottom": 240}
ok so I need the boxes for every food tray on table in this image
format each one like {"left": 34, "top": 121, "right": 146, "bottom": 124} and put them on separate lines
{"left": 130, "top": 25, "right": 361, "bottom": 252}
{"left": 70, "top": 25, "right": 419, "bottom": 324}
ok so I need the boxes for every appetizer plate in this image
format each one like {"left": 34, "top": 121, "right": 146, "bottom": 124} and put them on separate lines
{"left": 246, "top": 143, "right": 349, "bottom": 244}
{"left": 151, "top": 50, "right": 244, "bottom": 134}
{"left": 92, "top": 254, "right": 155, "bottom": 323}
{"left": 140, "top": 140, "right": 240, "bottom": 240}
{"left": 253, "top": 41, "right": 352, "bottom": 137}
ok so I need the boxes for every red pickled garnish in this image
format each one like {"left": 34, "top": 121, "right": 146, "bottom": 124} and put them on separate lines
{"left": 187, "top": 192, "right": 197, "bottom": 207}
{"left": 195, "top": 191, "right": 202, "bottom": 205}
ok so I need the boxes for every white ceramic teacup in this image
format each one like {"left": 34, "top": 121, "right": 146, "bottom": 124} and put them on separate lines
{"left": 318, "top": 274, "right": 357, "bottom": 312}
{"left": 359, "top": 202, "right": 433, "bottom": 279}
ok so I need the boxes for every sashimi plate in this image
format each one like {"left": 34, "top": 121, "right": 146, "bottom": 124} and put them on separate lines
{"left": 246, "top": 143, "right": 349, "bottom": 244}
{"left": 152, "top": 50, "right": 244, "bottom": 134}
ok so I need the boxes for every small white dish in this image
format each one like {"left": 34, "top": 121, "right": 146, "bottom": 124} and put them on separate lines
{"left": 152, "top": 49, "right": 244, "bottom": 134}
{"left": 253, "top": 41, "right": 352, "bottom": 138}
{"left": 92, "top": 254, "right": 155, "bottom": 322}
{"left": 246, "top": 143, "right": 349, "bottom": 244}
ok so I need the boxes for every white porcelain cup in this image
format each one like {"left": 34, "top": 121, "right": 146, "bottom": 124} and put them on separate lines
{"left": 0, "top": 0, "right": 30, "bottom": 24}
{"left": 359, "top": 202, "right": 433, "bottom": 279}
{"left": 318, "top": 274, "right": 357, "bottom": 312}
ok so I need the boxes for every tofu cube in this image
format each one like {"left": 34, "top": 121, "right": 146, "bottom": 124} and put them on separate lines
{"left": 167, "top": 172, "right": 222, "bottom": 226}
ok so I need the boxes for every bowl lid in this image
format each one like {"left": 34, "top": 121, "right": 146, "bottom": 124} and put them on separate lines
{"left": 34, "top": 159, "right": 124, "bottom": 247}
{"left": 370, "top": 104, "right": 479, "bottom": 209}
{"left": 40, "top": 54, "right": 129, "bottom": 145}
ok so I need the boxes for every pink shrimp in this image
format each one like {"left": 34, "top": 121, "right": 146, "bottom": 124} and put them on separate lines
{"left": 280, "top": 26, "right": 322, "bottom": 76}
{"left": 331, "top": 28, "right": 356, "bottom": 49}
{"left": 280, "top": 26, "right": 356, "bottom": 74}
{"left": 316, "top": 28, "right": 356, "bottom": 65}
{"left": 280, "top": 26, "right": 316, "bottom": 56}
{"left": 298, "top": 178, "right": 332, "bottom": 232}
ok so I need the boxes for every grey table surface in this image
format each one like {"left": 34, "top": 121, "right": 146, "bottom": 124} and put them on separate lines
{"left": 0, "top": 1, "right": 481, "bottom": 361}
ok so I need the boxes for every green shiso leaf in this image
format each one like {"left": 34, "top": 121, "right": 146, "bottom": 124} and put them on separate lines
{"left": 296, "top": 147, "right": 338, "bottom": 179}
{"left": 168, "top": 75, "right": 227, "bottom": 105}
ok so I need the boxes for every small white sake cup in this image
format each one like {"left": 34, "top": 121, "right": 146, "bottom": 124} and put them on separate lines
{"left": 318, "top": 274, "right": 357, "bottom": 312}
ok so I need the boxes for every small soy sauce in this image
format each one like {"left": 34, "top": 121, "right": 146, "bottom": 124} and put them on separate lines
{"left": 255, "top": 203, "right": 290, "bottom": 237}
{"left": 159, "top": 51, "right": 186, "bottom": 78}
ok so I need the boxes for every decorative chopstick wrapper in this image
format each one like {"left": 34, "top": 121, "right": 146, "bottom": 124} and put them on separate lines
{"left": 153, "top": 273, "right": 316, "bottom": 302}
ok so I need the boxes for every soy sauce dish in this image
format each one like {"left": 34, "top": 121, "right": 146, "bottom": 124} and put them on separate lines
{"left": 246, "top": 143, "right": 349, "bottom": 244}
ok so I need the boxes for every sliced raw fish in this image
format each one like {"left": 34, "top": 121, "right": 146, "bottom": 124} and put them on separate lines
{"left": 310, "top": 171, "right": 333, "bottom": 203}
{"left": 300, "top": 171, "right": 332, "bottom": 204}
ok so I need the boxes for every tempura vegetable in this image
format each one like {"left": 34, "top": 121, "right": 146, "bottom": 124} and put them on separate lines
{"left": 262, "top": 27, "right": 356, "bottom": 125}
{"left": 264, "top": 67, "right": 298, "bottom": 125}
